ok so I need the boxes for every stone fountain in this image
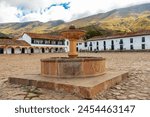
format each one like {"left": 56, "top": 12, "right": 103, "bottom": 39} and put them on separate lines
{"left": 41, "top": 25, "right": 106, "bottom": 79}
{"left": 9, "top": 25, "right": 128, "bottom": 99}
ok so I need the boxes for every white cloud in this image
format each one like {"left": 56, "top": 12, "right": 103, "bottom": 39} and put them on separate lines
{"left": 20, "top": 6, "right": 70, "bottom": 22}
{"left": 0, "top": 0, "right": 150, "bottom": 23}
{"left": 47, "top": 6, "right": 70, "bottom": 21}
{"left": 0, "top": 1, "right": 20, "bottom": 23}
{"left": 69, "top": 0, "right": 150, "bottom": 20}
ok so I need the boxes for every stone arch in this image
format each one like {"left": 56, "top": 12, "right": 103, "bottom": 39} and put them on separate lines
{"left": 59, "top": 48, "right": 64, "bottom": 53}
{"left": 7, "top": 46, "right": 15, "bottom": 54}
{"left": 50, "top": 48, "right": 55, "bottom": 53}
{"left": 34, "top": 47, "right": 40, "bottom": 54}
{"left": 55, "top": 48, "right": 58, "bottom": 52}
{"left": 30, "top": 47, "right": 34, "bottom": 53}
{"left": 27, "top": 47, "right": 34, "bottom": 54}
{"left": 31, "top": 48, "right": 34, "bottom": 53}
{"left": 45, "top": 47, "right": 49, "bottom": 53}
{"left": 21, "top": 47, "right": 27, "bottom": 54}
{"left": 14, "top": 47, "right": 21, "bottom": 54}
{"left": 40, "top": 47, "right": 45, "bottom": 53}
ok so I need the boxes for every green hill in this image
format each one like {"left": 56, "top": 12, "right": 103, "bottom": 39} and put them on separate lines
{"left": 0, "top": 3, "right": 150, "bottom": 39}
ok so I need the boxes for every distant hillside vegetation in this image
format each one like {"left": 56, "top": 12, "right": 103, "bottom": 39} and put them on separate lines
{"left": 0, "top": 3, "right": 150, "bottom": 39}
{"left": 0, "top": 32, "right": 10, "bottom": 39}
{"left": 0, "top": 20, "right": 65, "bottom": 37}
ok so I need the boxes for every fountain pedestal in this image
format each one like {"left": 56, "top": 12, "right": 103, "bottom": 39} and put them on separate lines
{"left": 41, "top": 57, "right": 106, "bottom": 78}
{"left": 68, "top": 39, "right": 78, "bottom": 58}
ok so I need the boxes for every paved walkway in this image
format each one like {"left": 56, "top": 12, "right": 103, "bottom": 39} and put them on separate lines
{"left": 0, "top": 52, "right": 150, "bottom": 100}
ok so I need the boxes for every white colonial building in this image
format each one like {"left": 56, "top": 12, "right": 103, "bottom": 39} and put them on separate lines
{"left": 77, "top": 32, "right": 150, "bottom": 52}
{"left": 0, "top": 32, "right": 69, "bottom": 54}
{"left": 1, "top": 31, "right": 150, "bottom": 55}
{"left": 19, "top": 33, "right": 69, "bottom": 52}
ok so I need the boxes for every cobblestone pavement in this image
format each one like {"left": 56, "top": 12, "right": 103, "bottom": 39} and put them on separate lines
{"left": 0, "top": 52, "right": 150, "bottom": 100}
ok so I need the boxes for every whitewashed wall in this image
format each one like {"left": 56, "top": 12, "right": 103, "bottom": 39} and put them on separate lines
{"left": 6, "top": 48, "right": 13, "bottom": 54}
{"left": 19, "top": 33, "right": 69, "bottom": 52}
{"left": 77, "top": 35, "right": 150, "bottom": 51}
{"left": 3, "top": 49, "right": 7, "bottom": 54}
{"left": 24, "top": 48, "right": 28, "bottom": 54}
{"left": 19, "top": 34, "right": 32, "bottom": 45}
{"left": 34, "top": 48, "right": 40, "bottom": 53}
{"left": 27, "top": 48, "right": 31, "bottom": 53}
{"left": 45, "top": 48, "right": 49, "bottom": 53}
{"left": 15, "top": 48, "right": 21, "bottom": 54}
{"left": 145, "top": 35, "right": 150, "bottom": 49}
{"left": 64, "top": 39, "right": 69, "bottom": 52}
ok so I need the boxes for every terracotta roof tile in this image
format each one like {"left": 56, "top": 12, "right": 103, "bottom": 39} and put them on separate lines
{"left": 25, "top": 32, "right": 65, "bottom": 40}
{"left": 0, "top": 39, "right": 30, "bottom": 46}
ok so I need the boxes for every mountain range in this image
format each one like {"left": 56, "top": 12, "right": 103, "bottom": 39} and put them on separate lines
{"left": 0, "top": 3, "right": 150, "bottom": 39}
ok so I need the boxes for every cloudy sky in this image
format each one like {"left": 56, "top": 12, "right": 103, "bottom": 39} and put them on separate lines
{"left": 0, "top": 0, "right": 150, "bottom": 23}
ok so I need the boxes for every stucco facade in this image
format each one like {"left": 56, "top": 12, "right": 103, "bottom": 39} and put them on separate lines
{"left": 19, "top": 33, "right": 69, "bottom": 52}
{"left": 0, "top": 33, "right": 70, "bottom": 55}
{"left": 77, "top": 34, "right": 150, "bottom": 52}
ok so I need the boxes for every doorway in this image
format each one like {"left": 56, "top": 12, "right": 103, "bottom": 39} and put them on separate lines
{"left": 42, "top": 48, "right": 45, "bottom": 53}
{"left": 11, "top": 48, "right": 14, "bottom": 54}
{"left": 31, "top": 48, "right": 34, "bottom": 53}
{"left": 0, "top": 48, "right": 4, "bottom": 54}
{"left": 22, "top": 48, "right": 25, "bottom": 53}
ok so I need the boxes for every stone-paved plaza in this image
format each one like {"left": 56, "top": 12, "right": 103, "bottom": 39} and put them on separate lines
{"left": 0, "top": 52, "right": 150, "bottom": 100}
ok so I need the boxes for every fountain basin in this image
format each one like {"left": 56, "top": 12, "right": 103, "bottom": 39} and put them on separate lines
{"left": 41, "top": 57, "right": 106, "bottom": 78}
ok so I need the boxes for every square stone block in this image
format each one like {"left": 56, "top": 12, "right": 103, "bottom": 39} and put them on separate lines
{"left": 9, "top": 71, "right": 128, "bottom": 99}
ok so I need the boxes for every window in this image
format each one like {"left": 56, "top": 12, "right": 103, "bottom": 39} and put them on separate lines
{"left": 42, "top": 40, "right": 45, "bottom": 44}
{"left": 62, "top": 40, "right": 65, "bottom": 45}
{"left": 89, "top": 42, "right": 92, "bottom": 46}
{"left": 120, "top": 40, "right": 124, "bottom": 50}
{"left": 34, "top": 40, "right": 38, "bottom": 44}
{"left": 103, "top": 41, "right": 106, "bottom": 50}
{"left": 97, "top": 42, "right": 99, "bottom": 46}
{"left": 120, "top": 45, "right": 123, "bottom": 50}
{"left": 51, "top": 41, "right": 56, "bottom": 45}
{"left": 111, "top": 40, "right": 114, "bottom": 50}
{"left": 142, "top": 44, "right": 145, "bottom": 49}
{"left": 130, "top": 45, "right": 134, "bottom": 50}
{"left": 84, "top": 42, "right": 87, "bottom": 47}
{"left": 58, "top": 41, "right": 62, "bottom": 45}
{"left": 104, "top": 46, "right": 106, "bottom": 50}
{"left": 47, "top": 40, "right": 51, "bottom": 45}
{"left": 90, "top": 46, "right": 92, "bottom": 51}
{"left": 142, "top": 37, "right": 145, "bottom": 42}
{"left": 56, "top": 41, "right": 58, "bottom": 45}
{"left": 130, "top": 38, "right": 133, "bottom": 43}
{"left": 103, "top": 41, "right": 106, "bottom": 46}
{"left": 97, "top": 42, "right": 99, "bottom": 50}
{"left": 119, "top": 39, "right": 123, "bottom": 44}
{"left": 39, "top": 40, "right": 43, "bottom": 44}
{"left": 31, "top": 39, "right": 34, "bottom": 44}
{"left": 111, "top": 40, "right": 114, "bottom": 45}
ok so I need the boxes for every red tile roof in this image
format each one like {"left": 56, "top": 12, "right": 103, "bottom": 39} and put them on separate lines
{"left": 0, "top": 39, "right": 30, "bottom": 46}
{"left": 25, "top": 32, "right": 65, "bottom": 40}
